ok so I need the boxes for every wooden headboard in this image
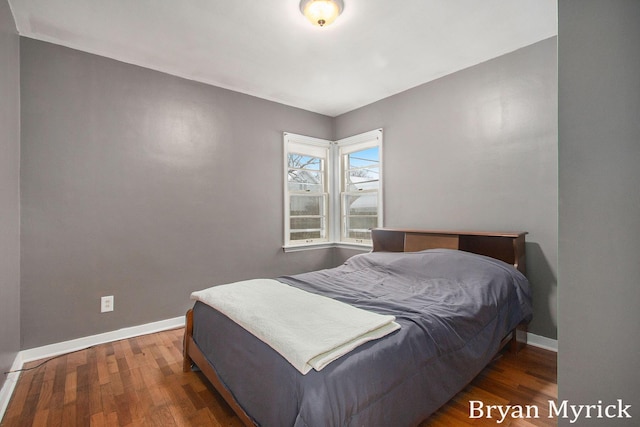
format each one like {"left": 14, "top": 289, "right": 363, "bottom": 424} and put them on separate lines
{"left": 371, "top": 228, "right": 527, "bottom": 275}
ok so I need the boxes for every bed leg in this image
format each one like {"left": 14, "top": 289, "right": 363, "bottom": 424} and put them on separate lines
{"left": 183, "top": 309, "right": 194, "bottom": 372}
{"left": 510, "top": 323, "right": 528, "bottom": 353}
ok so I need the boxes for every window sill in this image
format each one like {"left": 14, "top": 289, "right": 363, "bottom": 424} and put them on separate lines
{"left": 283, "top": 242, "right": 334, "bottom": 253}
{"left": 334, "top": 242, "right": 373, "bottom": 251}
{"left": 282, "top": 242, "right": 372, "bottom": 253}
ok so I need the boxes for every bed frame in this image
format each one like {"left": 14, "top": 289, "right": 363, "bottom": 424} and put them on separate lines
{"left": 183, "top": 228, "right": 529, "bottom": 426}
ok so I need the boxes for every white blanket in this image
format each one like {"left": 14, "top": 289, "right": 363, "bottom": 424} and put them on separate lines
{"left": 191, "top": 279, "right": 400, "bottom": 374}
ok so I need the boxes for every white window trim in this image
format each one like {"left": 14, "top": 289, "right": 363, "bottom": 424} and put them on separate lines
{"left": 283, "top": 133, "right": 331, "bottom": 248}
{"left": 336, "top": 129, "right": 384, "bottom": 245}
{"left": 283, "top": 129, "right": 383, "bottom": 252}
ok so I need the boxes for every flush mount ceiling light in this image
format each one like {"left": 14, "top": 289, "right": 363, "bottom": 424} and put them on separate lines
{"left": 299, "top": 0, "right": 344, "bottom": 27}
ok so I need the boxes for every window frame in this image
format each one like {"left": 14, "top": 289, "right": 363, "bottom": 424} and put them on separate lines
{"left": 283, "top": 129, "right": 383, "bottom": 251}
{"left": 337, "top": 130, "right": 384, "bottom": 245}
{"left": 283, "top": 133, "right": 332, "bottom": 249}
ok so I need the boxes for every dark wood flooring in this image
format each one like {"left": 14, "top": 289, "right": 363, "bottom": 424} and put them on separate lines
{"left": 1, "top": 328, "right": 557, "bottom": 426}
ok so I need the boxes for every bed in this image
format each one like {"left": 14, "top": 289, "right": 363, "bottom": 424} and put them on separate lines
{"left": 183, "top": 228, "right": 532, "bottom": 426}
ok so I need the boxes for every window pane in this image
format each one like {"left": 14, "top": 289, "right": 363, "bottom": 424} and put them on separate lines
{"left": 347, "top": 216, "right": 378, "bottom": 230}
{"left": 345, "top": 147, "right": 379, "bottom": 192}
{"left": 344, "top": 192, "right": 378, "bottom": 242}
{"left": 288, "top": 153, "right": 324, "bottom": 193}
{"left": 345, "top": 193, "right": 378, "bottom": 216}
{"left": 347, "top": 147, "right": 379, "bottom": 169}
{"left": 290, "top": 230, "right": 323, "bottom": 240}
{"left": 289, "top": 193, "right": 326, "bottom": 242}
{"left": 288, "top": 169, "right": 323, "bottom": 192}
{"left": 346, "top": 228, "right": 373, "bottom": 241}
{"left": 288, "top": 154, "right": 322, "bottom": 171}
{"left": 345, "top": 166, "right": 379, "bottom": 192}
{"left": 290, "top": 217, "right": 323, "bottom": 230}
{"left": 290, "top": 194, "right": 324, "bottom": 216}
{"left": 290, "top": 215, "right": 325, "bottom": 240}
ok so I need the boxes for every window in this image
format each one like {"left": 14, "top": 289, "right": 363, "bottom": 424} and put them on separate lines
{"left": 284, "top": 129, "right": 382, "bottom": 249}
{"left": 340, "top": 142, "right": 381, "bottom": 244}
{"left": 284, "top": 135, "right": 330, "bottom": 246}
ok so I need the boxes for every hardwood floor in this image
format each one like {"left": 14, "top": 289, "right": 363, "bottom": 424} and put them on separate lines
{"left": 1, "top": 328, "right": 557, "bottom": 427}
{"left": 419, "top": 344, "right": 557, "bottom": 426}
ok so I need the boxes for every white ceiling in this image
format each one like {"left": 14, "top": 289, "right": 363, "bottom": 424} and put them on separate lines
{"left": 8, "top": 0, "right": 557, "bottom": 117}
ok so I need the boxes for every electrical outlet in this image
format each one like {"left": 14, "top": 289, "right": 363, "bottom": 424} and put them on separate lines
{"left": 101, "top": 295, "right": 114, "bottom": 313}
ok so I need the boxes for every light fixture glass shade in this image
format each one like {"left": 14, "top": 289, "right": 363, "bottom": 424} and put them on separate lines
{"left": 300, "top": 0, "right": 344, "bottom": 27}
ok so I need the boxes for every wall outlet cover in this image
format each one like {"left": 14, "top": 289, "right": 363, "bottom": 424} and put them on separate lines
{"left": 101, "top": 295, "right": 114, "bottom": 313}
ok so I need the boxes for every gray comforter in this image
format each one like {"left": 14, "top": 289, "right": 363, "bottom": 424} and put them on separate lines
{"left": 192, "top": 249, "right": 532, "bottom": 426}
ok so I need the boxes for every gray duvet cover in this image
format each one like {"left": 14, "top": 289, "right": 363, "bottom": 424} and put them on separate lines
{"left": 192, "top": 249, "right": 533, "bottom": 426}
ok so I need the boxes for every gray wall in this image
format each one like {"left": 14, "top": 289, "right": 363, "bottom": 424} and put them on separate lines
{"left": 20, "top": 39, "right": 335, "bottom": 348}
{"left": 558, "top": 1, "right": 640, "bottom": 424}
{"left": 19, "top": 35, "right": 559, "bottom": 349}
{"left": 335, "top": 38, "right": 558, "bottom": 340}
{"left": 0, "top": 0, "right": 21, "bottom": 388}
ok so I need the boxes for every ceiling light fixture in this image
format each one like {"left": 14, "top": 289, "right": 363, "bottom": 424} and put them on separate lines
{"left": 299, "top": 0, "right": 344, "bottom": 27}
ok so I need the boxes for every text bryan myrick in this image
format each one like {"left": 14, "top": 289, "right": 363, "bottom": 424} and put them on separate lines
{"left": 469, "top": 399, "right": 632, "bottom": 424}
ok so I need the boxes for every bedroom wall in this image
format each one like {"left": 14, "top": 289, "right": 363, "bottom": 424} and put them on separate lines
{"left": 19, "top": 38, "right": 335, "bottom": 349}
{"left": 0, "top": 0, "right": 20, "bottom": 388}
{"left": 334, "top": 38, "right": 558, "bottom": 340}
{"left": 558, "top": 0, "right": 640, "bottom": 424}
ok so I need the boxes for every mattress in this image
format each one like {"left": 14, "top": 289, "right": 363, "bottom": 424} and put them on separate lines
{"left": 191, "top": 249, "right": 533, "bottom": 426}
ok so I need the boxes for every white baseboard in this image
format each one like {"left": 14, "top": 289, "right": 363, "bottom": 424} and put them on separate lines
{"left": 0, "top": 316, "right": 185, "bottom": 422}
{"left": 0, "top": 354, "right": 23, "bottom": 423}
{"left": 527, "top": 332, "right": 558, "bottom": 352}
{"left": 19, "top": 316, "right": 185, "bottom": 363}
